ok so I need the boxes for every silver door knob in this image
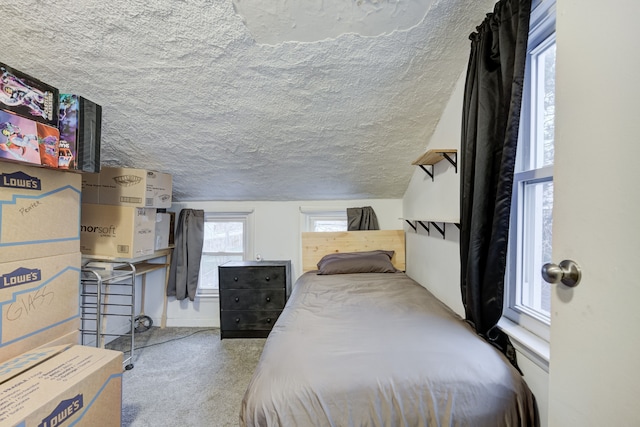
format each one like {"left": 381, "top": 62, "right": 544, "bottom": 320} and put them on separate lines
{"left": 541, "top": 260, "right": 582, "bottom": 287}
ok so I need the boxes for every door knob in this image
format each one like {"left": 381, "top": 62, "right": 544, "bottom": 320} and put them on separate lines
{"left": 541, "top": 260, "right": 582, "bottom": 287}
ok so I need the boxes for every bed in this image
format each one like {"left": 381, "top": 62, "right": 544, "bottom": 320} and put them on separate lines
{"left": 240, "top": 231, "right": 538, "bottom": 426}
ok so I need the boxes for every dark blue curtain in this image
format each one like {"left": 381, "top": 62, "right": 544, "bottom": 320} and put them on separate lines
{"left": 460, "top": 0, "right": 531, "bottom": 370}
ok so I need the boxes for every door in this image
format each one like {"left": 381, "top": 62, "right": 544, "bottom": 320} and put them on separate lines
{"left": 548, "top": 1, "right": 640, "bottom": 425}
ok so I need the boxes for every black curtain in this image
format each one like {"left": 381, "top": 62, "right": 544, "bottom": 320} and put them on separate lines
{"left": 347, "top": 206, "right": 379, "bottom": 231}
{"left": 460, "top": 0, "right": 531, "bottom": 370}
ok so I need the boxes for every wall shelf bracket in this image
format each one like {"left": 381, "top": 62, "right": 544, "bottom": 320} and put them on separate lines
{"left": 430, "top": 221, "right": 446, "bottom": 239}
{"left": 441, "top": 152, "right": 458, "bottom": 173}
{"left": 404, "top": 219, "right": 417, "bottom": 232}
{"left": 401, "top": 218, "right": 459, "bottom": 238}
{"left": 403, "top": 219, "right": 432, "bottom": 234}
{"left": 417, "top": 220, "right": 430, "bottom": 233}
{"left": 418, "top": 165, "right": 435, "bottom": 181}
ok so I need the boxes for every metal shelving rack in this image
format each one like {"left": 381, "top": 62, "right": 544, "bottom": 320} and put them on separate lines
{"left": 81, "top": 260, "right": 137, "bottom": 370}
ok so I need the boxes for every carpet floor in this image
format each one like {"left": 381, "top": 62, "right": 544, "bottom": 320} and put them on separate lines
{"left": 106, "top": 327, "right": 265, "bottom": 427}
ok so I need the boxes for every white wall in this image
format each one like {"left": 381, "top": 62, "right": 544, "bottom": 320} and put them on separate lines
{"left": 402, "top": 73, "right": 550, "bottom": 426}
{"left": 403, "top": 74, "right": 465, "bottom": 317}
{"left": 139, "top": 199, "right": 402, "bottom": 327}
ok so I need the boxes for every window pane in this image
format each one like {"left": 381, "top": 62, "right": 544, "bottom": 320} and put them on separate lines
{"left": 199, "top": 254, "right": 243, "bottom": 290}
{"left": 314, "top": 220, "right": 347, "bottom": 232}
{"left": 518, "top": 180, "right": 553, "bottom": 319}
{"left": 199, "top": 216, "right": 247, "bottom": 293}
{"left": 203, "top": 221, "right": 244, "bottom": 252}
{"left": 533, "top": 41, "right": 556, "bottom": 168}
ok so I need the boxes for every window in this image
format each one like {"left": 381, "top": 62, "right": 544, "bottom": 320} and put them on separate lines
{"left": 302, "top": 210, "right": 348, "bottom": 232}
{"left": 504, "top": 0, "right": 556, "bottom": 341}
{"left": 198, "top": 212, "right": 251, "bottom": 295}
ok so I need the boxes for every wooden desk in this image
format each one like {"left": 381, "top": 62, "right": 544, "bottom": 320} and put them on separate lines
{"left": 82, "top": 247, "right": 174, "bottom": 328}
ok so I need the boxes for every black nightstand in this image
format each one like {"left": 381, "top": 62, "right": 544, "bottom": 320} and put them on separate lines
{"left": 218, "top": 260, "right": 291, "bottom": 339}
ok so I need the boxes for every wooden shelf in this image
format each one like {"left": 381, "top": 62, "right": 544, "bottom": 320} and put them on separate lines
{"left": 402, "top": 217, "right": 459, "bottom": 224}
{"left": 412, "top": 149, "right": 457, "bottom": 166}
{"left": 406, "top": 149, "right": 459, "bottom": 239}
{"left": 411, "top": 149, "right": 458, "bottom": 181}
{"left": 129, "top": 262, "right": 168, "bottom": 276}
{"left": 82, "top": 247, "right": 174, "bottom": 264}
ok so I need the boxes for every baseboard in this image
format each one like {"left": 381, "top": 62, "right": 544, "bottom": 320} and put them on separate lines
{"left": 163, "top": 318, "right": 220, "bottom": 328}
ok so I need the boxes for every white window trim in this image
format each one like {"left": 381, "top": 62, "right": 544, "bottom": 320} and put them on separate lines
{"left": 197, "top": 211, "right": 254, "bottom": 297}
{"left": 501, "top": 0, "right": 555, "bottom": 362}
{"left": 499, "top": 317, "right": 550, "bottom": 372}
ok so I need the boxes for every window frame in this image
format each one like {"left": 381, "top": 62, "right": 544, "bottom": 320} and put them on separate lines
{"left": 301, "top": 209, "right": 348, "bottom": 232}
{"left": 197, "top": 211, "right": 253, "bottom": 296}
{"left": 503, "top": 0, "right": 556, "bottom": 343}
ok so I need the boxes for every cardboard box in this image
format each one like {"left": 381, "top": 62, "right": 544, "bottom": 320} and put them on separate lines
{"left": 0, "top": 344, "right": 122, "bottom": 427}
{"left": 58, "top": 94, "right": 102, "bottom": 173}
{"left": 81, "top": 204, "right": 156, "bottom": 258}
{"left": 0, "top": 344, "right": 70, "bottom": 385}
{"left": 0, "top": 162, "right": 81, "bottom": 263}
{"left": 148, "top": 170, "right": 172, "bottom": 208}
{"left": 0, "top": 62, "right": 59, "bottom": 127}
{"left": 0, "top": 109, "right": 60, "bottom": 167}
{"left": 80, "top": 171, "right": 100, "bottom": 204}
{"left": 154, "top": 212, "right": 172, "bottom": 250}
{"left": 80, "top": 166, "right": 172, "bottom": 208}
{"left": 0, "top": 252, "right": 81, "bottom": 363}
{"left": 35, "top": 330, "right": 80, "bottom": 350}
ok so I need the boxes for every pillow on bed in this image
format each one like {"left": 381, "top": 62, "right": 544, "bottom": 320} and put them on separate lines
{"left": 316, "top": 250, "right": 397, "bottom": 274}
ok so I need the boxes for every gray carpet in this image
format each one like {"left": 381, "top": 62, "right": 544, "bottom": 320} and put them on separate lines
{"left": 106, "top": 327, "right": 265, "bottom": 427}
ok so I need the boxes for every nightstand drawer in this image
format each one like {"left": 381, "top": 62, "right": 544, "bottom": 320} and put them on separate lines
{"left": 221, "top": 310, "right": 282, "bottom": 331}
{"left": 218, "top": 260, "right": 291, "bottom": 339}
{"left": 220, "top": 289, "right": 285, "bottom": 310}
{"left": 219, "top": 266, "right": 285, "bottom": 290}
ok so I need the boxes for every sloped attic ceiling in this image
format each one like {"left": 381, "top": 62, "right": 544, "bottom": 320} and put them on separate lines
{"left": 4, "top": 0, "right": 495, "bottom": 201}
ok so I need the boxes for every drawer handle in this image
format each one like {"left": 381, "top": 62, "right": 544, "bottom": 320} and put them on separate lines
{"left": 265, "top": 276, "right": 270, "bottom": 281}
{"left": 235, "top": 297, "right": 239, "bottom": 302}
{"left": 266, "top": 318, "right": 272, "bottom": 323}
{"left": 234, "top": 277, "right": 239, "bottom": 281}
{"left": 266, "top": 297, "right": 271, "bottom": 302}
{"left": 235, "top": 318, "right": 240, "bottom": 323}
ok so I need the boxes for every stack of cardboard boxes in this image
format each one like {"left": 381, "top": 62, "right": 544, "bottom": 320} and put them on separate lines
{"left": 0, "top": 163, "right": 122, "bottom": 426}
{"left": 0, "top": 163, "right": 82, "bottom": 361}
{"left": 80, "top": 167, "right": 173, "bottom": 259}
{"left": 0, "top": 62, "right": 120, "bottom": 426}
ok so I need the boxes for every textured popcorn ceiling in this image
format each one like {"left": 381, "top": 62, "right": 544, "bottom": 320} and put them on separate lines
{"left": 4, "top": 0, "right": 495, "bottom": 201}
{"left": 232, "top": 0, "right": 435, "bottom": 44}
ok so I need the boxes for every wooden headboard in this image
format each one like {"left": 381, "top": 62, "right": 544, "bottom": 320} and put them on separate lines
{"left": 301, "top": 230, "right": 406, "bottom": 272}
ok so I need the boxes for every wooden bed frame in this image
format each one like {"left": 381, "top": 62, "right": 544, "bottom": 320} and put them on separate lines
{"left": 244, "top": 229, "right": 537, "bottom": 426}
{"left": 301, "top": 230, "right": 405, "bottom": 272}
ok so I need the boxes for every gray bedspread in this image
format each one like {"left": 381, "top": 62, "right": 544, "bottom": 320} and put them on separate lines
{"left": 240, "top": 271, "right": 538, "bottom": 426}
